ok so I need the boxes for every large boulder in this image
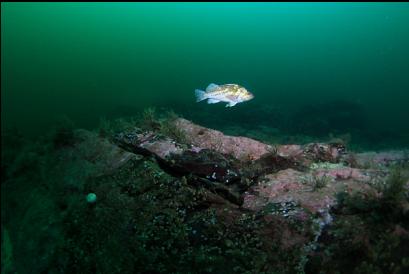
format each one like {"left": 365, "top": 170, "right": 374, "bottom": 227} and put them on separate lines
{"left": 174, "top": 118, "right": 346, "bottom": 165}
{"left": 114, "top": 118, "right": 406, "bottom": 220}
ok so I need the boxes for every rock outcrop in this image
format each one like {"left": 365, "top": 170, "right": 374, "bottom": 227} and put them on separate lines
{"left": 114, "top": 118, "right": 408, "bottom": 217}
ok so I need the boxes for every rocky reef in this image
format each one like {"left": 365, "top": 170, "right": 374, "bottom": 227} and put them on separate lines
{"left": 1, "top": 112, "right": 409, "bottom": 274}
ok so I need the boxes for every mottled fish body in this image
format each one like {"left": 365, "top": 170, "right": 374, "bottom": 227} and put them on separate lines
{"left": 195, "top": 83, "right": 254, "bottom": 107}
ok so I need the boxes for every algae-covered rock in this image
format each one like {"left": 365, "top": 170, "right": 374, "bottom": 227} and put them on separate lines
{"left": 243, "top": 165, "right": 381, "bottom": 217}
{"left": 353, "top": 150, "right": 409, "bottom": 168}
{"left": 3, "top": 112, "right": 407, "bottom": 274}
{"left": 73, "top": 129, "right": 138, "bottom": 176}
{"left": 173, "top": 118, "right": 274, "bottom": 161}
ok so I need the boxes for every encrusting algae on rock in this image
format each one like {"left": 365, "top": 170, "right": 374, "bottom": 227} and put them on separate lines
{"left": 2, "top": 109, "right": 408, "bottom": 274}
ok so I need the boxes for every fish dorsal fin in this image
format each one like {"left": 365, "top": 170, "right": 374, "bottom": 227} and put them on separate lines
{"left": 206, "top": 83, "right": 219, "bottom": 93}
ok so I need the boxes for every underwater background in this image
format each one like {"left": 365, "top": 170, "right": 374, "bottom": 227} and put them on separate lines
{"left": 2, "top": 3, "right": 409, "bottom": 274}
{"left": 2, "top": 2, "right": 409, "bottom": 149}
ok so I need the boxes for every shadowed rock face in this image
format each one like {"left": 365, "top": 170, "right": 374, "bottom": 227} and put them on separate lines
{"left": 169, "top": 149, "right": 241, "bottom": 183}
{"left": 114, "top": 130, "right": 185, "bottom": 158}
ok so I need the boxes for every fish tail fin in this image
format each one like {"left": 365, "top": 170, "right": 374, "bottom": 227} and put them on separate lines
{"left": 195, "top": 89, "right": 207, "bottom": 102}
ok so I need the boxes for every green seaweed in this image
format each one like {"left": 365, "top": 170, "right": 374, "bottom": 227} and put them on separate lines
{"left": 139, "top": 107, "right": 161, "bottom": 131}
{"left": 306, "top": 169, "right": 409, "bottom": 273}
{"left": 158, "top": 111, "right": 189, "bottom": 145}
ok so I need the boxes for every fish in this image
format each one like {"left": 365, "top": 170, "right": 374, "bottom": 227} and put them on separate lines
{"left": 194, "top": 83, "right": 254, "bottom": 107}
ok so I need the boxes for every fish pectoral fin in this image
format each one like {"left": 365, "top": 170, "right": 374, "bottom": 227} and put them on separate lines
{"left": 226, "top": 102, "right": 237, "bottom": 107}
{"left": 207, "top": 98, "right": 221, "bottom": 104}
{"left": 206, "top": 83, "right": 219, "bottom": 93}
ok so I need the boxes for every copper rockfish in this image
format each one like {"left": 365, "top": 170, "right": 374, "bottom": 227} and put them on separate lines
{"left": 195, "top": 83, "right": 254, "bottom": 107}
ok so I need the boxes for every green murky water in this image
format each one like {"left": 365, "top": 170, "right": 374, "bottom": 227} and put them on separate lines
{"left": 2, "top": 4, "right": 409, "bottom": 274}
{"left": 2, "top": 2, "right": 409, "bottom": 148}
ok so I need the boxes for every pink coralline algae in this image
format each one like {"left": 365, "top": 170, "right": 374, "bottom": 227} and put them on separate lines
{"left": 114, "top": 117, "right": 406, "bottom": 222}
{"left": 313, "top": 167, "right": 371, "bottom": 182}
{"left": 173, "top": 118, "right": 273, "bottom": 160}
